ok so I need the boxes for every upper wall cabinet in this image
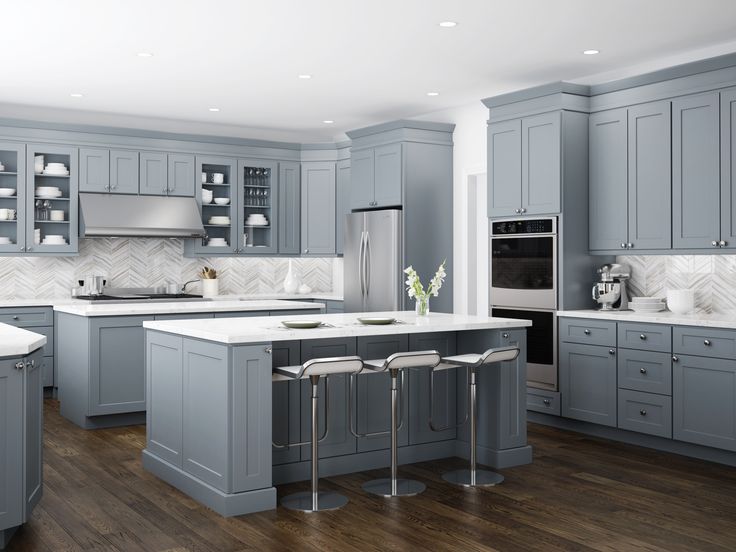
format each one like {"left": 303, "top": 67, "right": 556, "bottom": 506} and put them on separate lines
{"left": 278, "top": 161, "right": 301, "bottom": 255}
{"left": 79, "top": 148, "right": 139, "bottom": 194}
{"left": 139, "top": 152, "right": 194, "bottom": 197}
{"left": 335, "top": 158, "right": 351, "bottom": 255}
{"left": 0, "top": 142, "right": 26, "bottom": 254}
{"left": 350, "top": 143, "right": 402, "bottom": 210}
{"left": 238, "top": 159, "right": 279, "bottom": 255}
{"left": 721, "top": 88, "right": 736, "bottom": 249}
{"left": 301, "top": 162, "right": 336, "bottom": 256}
{"left": 488, "top": 112, "right": 560, "bottom": 217}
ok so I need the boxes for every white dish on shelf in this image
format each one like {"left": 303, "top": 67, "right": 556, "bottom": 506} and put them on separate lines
{"left": 630, "top": 305, "right": 666, "bottom": 313}
{"left": 0, "top": 188, "right": 16, "bottom": 197}
{"left": 214, "top": 198, "right": 230, "bottom": 205}
{"left": 0, "top": 237, "right": 12, "bottom": 244}
{"left": 36, "top": 186, "right": 60, "bottom": 192}
{"left": 208, "top": 216, "right": 231, "bottom": 225}
{"left": 42, "top": 170, "right": 69, "bottom": 176}
{"left": 35, "top": 191, "right": 62, "bottom": 198}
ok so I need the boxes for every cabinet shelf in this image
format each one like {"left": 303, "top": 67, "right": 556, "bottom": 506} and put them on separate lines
{"left": 202, "top": 182, "right": 230, "bottom": 187}
{"left": 202, "top": 203, "right": 231, "bottom": 208}
{"left": 204, "top": 224, "right": 231, "bottom": 228}
{"left": 34, "top": 197, "right": 69, "bottom": 201}
{"left": 243, "top": 185, "right": 270, "bottom": 189}
{"left": 0, "top": 171, "right": 18, "bottom": 176}
{"left": 34, "top": 174, "right": 70, "bottom": 179}
{"left": 244, "top": 204, "right": 270, "bottom": 209}
{"left": 0, "top": 219, "right": 18, "bottom": 223}
{"left": 35, "top": 220, "right": 68, "bottom": 224}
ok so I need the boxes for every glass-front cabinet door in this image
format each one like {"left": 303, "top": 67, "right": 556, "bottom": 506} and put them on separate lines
{"left": 0, "top": 142, "right": 26, "bottom": 254}
{"left": 25, "top": 144, "right": 78, "bottom": 254}
{"left": 237, "top": 159, "right": 278, "bottom": 255}
{"left": 193, "top": 156, "right": 238, "bottom": 255}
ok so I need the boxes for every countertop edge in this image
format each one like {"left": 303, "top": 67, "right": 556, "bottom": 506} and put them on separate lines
{"left": 0, "top": 323, "right": 47, "bottom": 358}
{"left": 557, "top": 309, "right": 736, "bottom": 330}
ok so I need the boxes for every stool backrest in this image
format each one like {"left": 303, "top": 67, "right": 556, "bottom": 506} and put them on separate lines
{"left": 478, "top": 345, "right": 520, "bottom": 366}
{"left": 301, "top": 355, "right": 364, "bottom": 377}
{"left": 384, "top": 350, "right": 441, "bottom": 370}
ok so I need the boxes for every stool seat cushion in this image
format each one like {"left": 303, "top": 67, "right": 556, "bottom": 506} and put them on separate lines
{"left": 363, "top": 359, "right": 387, "bottom": 371}
{"left": 274, "top": 364, "right": 303, "bottom": 379}
{"left": 442, "top": 353, "right": 482, "bottom": 367}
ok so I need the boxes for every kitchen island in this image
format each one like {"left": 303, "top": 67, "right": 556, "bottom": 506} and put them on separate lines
{"left": 55, "top": 299, "right": 323, "bottom": 429}
{"left": 142, "top": 311, "right": 532, "bottom": 516}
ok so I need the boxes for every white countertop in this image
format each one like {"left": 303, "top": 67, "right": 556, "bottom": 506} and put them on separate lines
{"left": 558, "top": 309, "right": 736, "bottom": 329}
{"left": 142, "top": 311, "right": 533, "bottom": 345}
{"left": 54, "top": 299, "right": 323, "bottom": 317}
{"left": 0, "top": 323, "right": 47, "bottom": 358}
{"left": 0, "top": 292, "right": 342, "bottom": 309}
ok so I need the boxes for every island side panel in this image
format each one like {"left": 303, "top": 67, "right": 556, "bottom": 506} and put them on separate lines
{"left": 456, "top": 328, "right": 532, "bottom": 468}
{"left": 56, "top": 313, "right": 92, "bottom": 428}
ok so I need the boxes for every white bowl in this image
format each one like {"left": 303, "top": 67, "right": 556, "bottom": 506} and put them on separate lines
{"left": 214, "top": 198, "right": 230, "bottom": 205}
{"left": 666, "top": 289, "right": 695, "bottom": 314}
{"left": 0, "top": 188, "right": 16, "bottom": 197}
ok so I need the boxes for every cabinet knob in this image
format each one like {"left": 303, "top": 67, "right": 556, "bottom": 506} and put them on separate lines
{"left": 639, "top": 409, "right": 647, "bottom": 416}
{"left": 712, "top": 240, "right": 719, "bottom": 247}
{"left": 265, "top": 346, "right": 272, "bottom": 354}
{"left": 704, "top": 339, "right": 711, "bottom": 346}
{"left": 608, "top": 349, "right": 615, "bottom": 355}
{"left": 543, "top": 399, "right": 551, "bottom": 406}
{"left": 639, "top": 334, "right": 647, "bottom": 340}
{"left": 514, "top": 208, "right": 521, "bottom": 214}
{"left": 584, "top": 329, "right": 591, "bottom": 335}
{"left": 502, "top": 332, "right": 509, "bottom": 339}
{"left": 720, "top": 240, "right": 727, "bottom": 247}
{"left": 640, "top": 367, "right": 647, "bottom": 374}
{"left": 304, "top": 249, "right": 309, "bottom": 254}
{"left": 20, "top": 246, "right": 24, "bottom": 252}
{"left": 25, "top": 360, "right": 34, "bottom": 369}
{"left": 672, "top": 355, "right": 679, "bottom": 362}
{"left": 620, "top": 243, "right": 626, "bottom": 249}
{"left": 627, "top": 243, "right": 633, "bottom": 249}
{"left": 12, "top": 315, "right": 18, "bottom": 320}
{"left": 27, "top": 247, "right": 32, "bottom": 252}
{"left": 520, "top": 208, "right": 526, "bottom": 214}
{"left": 14, "top": 361, "right": 24, "bottom": 370}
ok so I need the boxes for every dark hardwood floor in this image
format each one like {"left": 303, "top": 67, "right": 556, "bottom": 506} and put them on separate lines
{"left": 7, "top": 399, "right": 736, "bottom": 551}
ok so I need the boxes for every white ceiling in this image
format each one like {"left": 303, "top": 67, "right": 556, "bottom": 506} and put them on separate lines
{"left": 2, "top": 0, "right": 736, "bottom": 142}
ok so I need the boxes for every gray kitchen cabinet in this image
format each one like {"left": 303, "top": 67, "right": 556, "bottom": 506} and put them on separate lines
{"left": 0, "top": 142, "right": 26, "bottom": 255}
{"left": 277, "top": 161, "right": 300, "bottom": 255}
{"left": 722, "top": 87, "right": 736, "bottom": 249}
{"left": 559, "top": 317, "right": 617, "bottom": 347}
{"left": 673, "top": 354, "right": 736, "bottom": 451}
{"left": 349, "top": 143, "right": 402, "bottom": 210}
{"left": 0, "top": 348, "right": 43, "bottom": 549}
{"left": 299, "top": 337, "right": 357, "bottom": 460}
{"left": 190, "top": 156, "right": 238, "bottom": 256}
{"left": 109, "top": 150, "right": 139, "bottom": 194}
{"left": 355, "top": 334, "right": 409, "bottom": 453}
{"left": 487, "top": 119, "right": 522, "bottom": 217}
{"left": 238, "top": 159, "right": 279, "bottom": 255}
{"left": 617, "top": 348, "right": 673, "bottom": 396}
{"left": 618, "top": 389, "right": 672, "bottom": 439}
{"left": 139, "top": 152, "right": 168, "bottom": 195}
{"left": 335, "top": 158, "right": 350, "bottom": 255}
{"left": 271, "top": 341, "right": 301, "bottom": 465}
{"left": 617, "top": 322, "right": 671, "bottom": 353}
{"left": 88, "top": 316, "right": 151, "bottom": 416}
{"left": 589, "top": 108, "right": 629, "bottom": 251}
{"left": 627, "top": 100, "right": 672, "bottom": 250}
{"left": 559, "top": 342, "right": 617, "bottom": 427}
{"left": 672, "top": 93, "right": 721, "bottom": 249}
{"left": 167, "top": 153, "right": 195, "bottom": 197}
{"left": 301, "top": 162, "right": 336, "bottom": 255}
{"left": 522, "top": 111, "right": 561, "bottom": 215}
{"left": 408, "top": 332, "right": 457, "bottom": 445}
{"left": 79, "top": 147, "right": 110, "bottom": 193}
{"left": 673, "top": 326, "right": 736, "bottom": 360}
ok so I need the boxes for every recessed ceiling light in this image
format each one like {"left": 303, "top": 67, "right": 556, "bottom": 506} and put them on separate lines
{"left": 583, "top": 49, "right": 600, "bottom": 55}
{"left": 323, "top": 120, "right": 334, "bottom": 124}
{"left": 298, "top": 74, "right": 312, "bottom": 79}
{"left": 439, "top": 21, "right": 457, "bottom": 27}
{"left": 426, "top": 92, "right": 440, "bottom": 97}
{"left": 208, "top": 107, "right": 220, "bottom": 112}
{"left": 70, "top": 93, "right": 84, "bottom": 98}
{"left": 137, "top": 52, "right": 154, "bottom": 58}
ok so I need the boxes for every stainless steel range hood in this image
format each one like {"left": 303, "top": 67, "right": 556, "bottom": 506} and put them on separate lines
{"left": 79, "top": 193, "right": 206, "bottom": 238}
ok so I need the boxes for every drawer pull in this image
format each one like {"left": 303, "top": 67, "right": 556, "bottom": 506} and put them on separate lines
{"left": 704, "top": 339, "right": 711, "bottom": 346}
{"left": 14, "top": 361, "right": 24, "bottom": 370}
{"left": 264, "top": 346, "right": 272, "bottom": 355}
{"left": 502, "top": 333, "right": 509, "bottom": 339}
{"left": 639, "top": 367, "right": 647, "bottom": 374}
{"left": 12, "top": 315, "right": 18, "bottom": 320}
{"left": 543, "top": 399, "right": 551, "bottom": 406}
{"left": 639, "top": 409, "right": 647, "bottom": 416}
{"left": 608, "top": 349, "right": 615, "bottom": 355}
{"left": 584, "top": 329, "right": 591, "bottom": 335}
{"left": 672, "top": 355, "right": 679, "bottom": 362}
{"left": 639, "top": 334, "right": 647, "bottom": 340}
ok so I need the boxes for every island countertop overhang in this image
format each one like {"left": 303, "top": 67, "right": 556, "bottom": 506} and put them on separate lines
{"left": 142, "top": 311, "right": 533, "bottom": 345}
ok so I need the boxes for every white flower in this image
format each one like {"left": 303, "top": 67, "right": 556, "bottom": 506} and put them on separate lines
{"left": 404, "top": 260, "right": 447, "bottom": 302}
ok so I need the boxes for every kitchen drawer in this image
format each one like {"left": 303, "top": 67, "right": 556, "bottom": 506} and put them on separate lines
{"left": 527, "top": 389, "right": 561, "bottom": 416}
{"left": 618, "top": 389, "right": 672, "bottom": 438}
{"left": 559, "top": 317, "right": 617, "bottom": 347}
{"left": 618, "top": 322, "right": 671, "bottom": 353}
{"left": 673, "top": 326, "right": 736, "bottom": 359}
{"left": 617, "top": 348, "right": 672, "bottom": 395}
{"left": 41, "top": 356, "right": 54, "bottom": 387}
{"left": 0, "top": 307, "right": 53, "bottom": 328}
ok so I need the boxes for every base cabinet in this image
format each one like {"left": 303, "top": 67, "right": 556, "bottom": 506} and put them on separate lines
{"left": 0, "top": 349, "right": 43, "bottom": 549}
{"left": 560, "top": 342, "right": 617, "bottom": 427}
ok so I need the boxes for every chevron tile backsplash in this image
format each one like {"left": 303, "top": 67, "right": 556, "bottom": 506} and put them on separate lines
{"left": 617, "top": 255, "right": 736, "bottom": 313}
{"left": 0, "top": 238, "right": 338, "bottom": 299}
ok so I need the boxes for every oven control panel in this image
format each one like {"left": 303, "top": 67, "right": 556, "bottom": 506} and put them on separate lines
{"left": 492, "top": 218, "right": 555, "bottom": 235}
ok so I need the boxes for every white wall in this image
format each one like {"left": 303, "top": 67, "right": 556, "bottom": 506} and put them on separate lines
{"left": 414, "top": 101, "right": 488, "bottom": 314}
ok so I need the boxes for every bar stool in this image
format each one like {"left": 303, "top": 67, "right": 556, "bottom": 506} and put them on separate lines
{"left": 273, "top": 355, "right": 364, "bottom": 512}
{"left": 358, "top": 350, "right": 441, "bottom": 497}
{"left": 438, "top": 345, "right": 520, "bottom": 487}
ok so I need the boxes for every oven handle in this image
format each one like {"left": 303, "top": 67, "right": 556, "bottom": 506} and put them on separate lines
{"left": 491, "top": 233, "right": 557, "bottom": 239}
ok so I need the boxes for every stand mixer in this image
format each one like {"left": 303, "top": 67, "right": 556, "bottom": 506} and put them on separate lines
{"left": 592, "top": 263, "right": 631, "bottom": 310}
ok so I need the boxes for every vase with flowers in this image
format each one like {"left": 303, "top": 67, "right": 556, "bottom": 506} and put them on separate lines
{"left": 404, "top": 260, "right": 447, "bottom": 316}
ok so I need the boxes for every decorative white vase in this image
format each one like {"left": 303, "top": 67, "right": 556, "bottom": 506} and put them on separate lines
{"left": 283, "top": 259, "right": 300, "bottom": 294}
{"left": 201, "top": 278, "right": 219, "bottom": 298}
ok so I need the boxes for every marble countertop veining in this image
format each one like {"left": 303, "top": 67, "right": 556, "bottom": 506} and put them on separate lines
{"left": 53, "top": 299, "right": 324, "bottom": 317}
{"left": 0, "top": 323, "right": 47, "bottom": 358}
{"left": 142, "top": 311, "right": 533, "bottom": 345}
{"left": 558, "top": 309, "right": 736, "bottom": 329}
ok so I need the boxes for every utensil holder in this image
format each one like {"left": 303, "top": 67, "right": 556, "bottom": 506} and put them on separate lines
{"left": 201, "top": 278, "right": 219, "bottom": 298}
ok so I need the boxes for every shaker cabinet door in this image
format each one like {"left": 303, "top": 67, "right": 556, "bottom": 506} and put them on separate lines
{"left": 0, "top": 359, "right": 24, "bottom": 530}
{"left": 628, "top": 100, "right": 672, "bottom": 250}
{"left": 373, "top": 143, "right": 402, "bottom": 208}
{"left": 167, "top": 154, "right": 195, "bottom": 197}
{"left": 277, "top": 161, "right": 301, "bottom": 255}
{"left": 301, "top": 162, "right": 336, "bottom": 255}
{"left": 335, "top": 159, "right": 351, "bottom": 255}
{"left": 139, "top": 152, "right": 168, "bottom": 195}
{"left": 487, "top": 119, "right": 522, "bottom": 217}
{"left": 521, "top": 111, "right": 561, "bottom": 215}
{"left": 350, "top": 148, "right": 375, "bottom": 210}
{"left": 672, "top": 93, "right": 721, "bottom": 249}
{"left": 560, "top": 342, "right": 617, "bottom": 427}
{"left": 79, "top": 148, "right": 110, "bottom": 193}
{"left": 109, "top": 150, "right": 139, "bottom": 194}
{"left": 721, "top": 87, "right": 736, "bottom": 249}
{"left": 589, "top": 108, "right": 629, "bottom": 251}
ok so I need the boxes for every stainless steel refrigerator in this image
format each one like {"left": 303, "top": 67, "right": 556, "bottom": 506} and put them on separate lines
{"left": 344, "top": 209, "right": 403, "bottom": 312}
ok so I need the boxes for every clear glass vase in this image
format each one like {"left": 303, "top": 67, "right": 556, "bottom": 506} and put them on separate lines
{"left": 415, "top": 296, "right": 430, "bottom": 316}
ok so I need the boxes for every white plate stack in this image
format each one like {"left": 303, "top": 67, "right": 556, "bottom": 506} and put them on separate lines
{"left": 41, "top": 234, "right": 67, "bottom": 245}
{"left": 630, "top": 297, "right": 666, "bottom": 313}
{"left": 208, "top": 215, "right": 230, "bottom": 226}
{"left": 43, "top": 162, "right": 69, "bottom": 176}
{"left": 36, "top": 186, "right": 62, "bottom": 198}
{"left": 245, "top": 213, "right": 268, "bottom": 226}
{"left": 207, "top": 237, "right": 228, "bottom": 247}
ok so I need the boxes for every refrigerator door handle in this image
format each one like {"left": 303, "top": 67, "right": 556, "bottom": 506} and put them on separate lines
{"left": 365, "top": 231, "right": 371, "bottom": 297}
{"left": 358, "top": 230, "right": 366, "bottom": 297}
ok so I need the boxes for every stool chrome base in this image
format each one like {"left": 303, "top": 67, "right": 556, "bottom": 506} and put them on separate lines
{"left": 281, "top": 491, "right": 349, "bottom": 512}
{"left": 442, "top": 469, "right": 504, "bottom": 488}
{"left": 363, "top": 478, "right": 426, "bottom": 497}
